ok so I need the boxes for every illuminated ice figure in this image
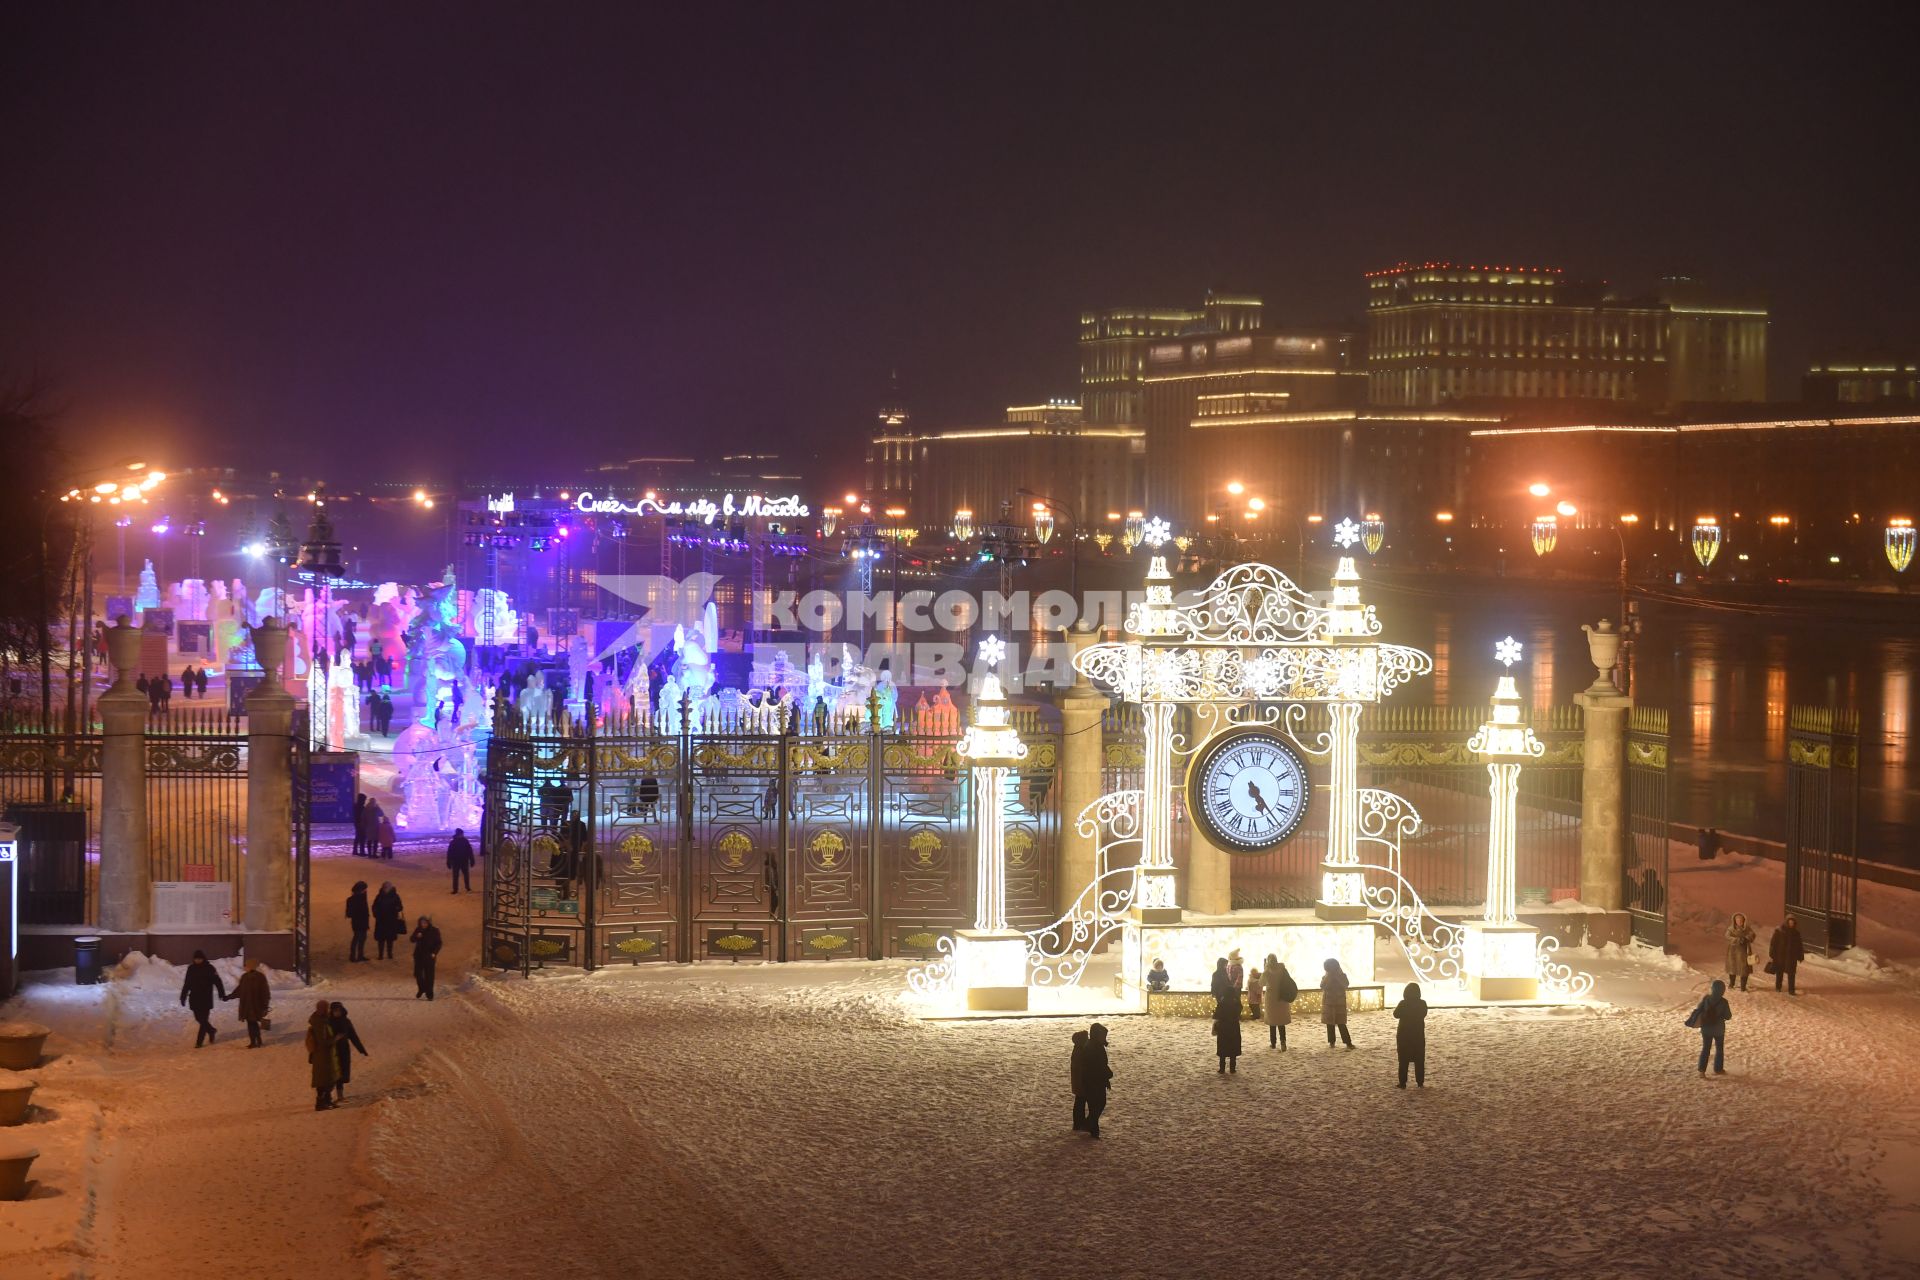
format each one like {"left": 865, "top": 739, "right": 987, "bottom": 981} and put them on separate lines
{"left": 392, "top": 567, "right": 489, "bottom": 833}
{"left": 1463, "top": 657, "right": 1547, "bottom": 1000}
{"left": 331, "top": 649, "right": 360, "bottom": 747}
{"left": 406, "top": 569, "right": 470, "bottom": 731}
{"left": 135, "top": 560, "right": 160, "bottom": 611}
{"left": 950, "top": 638, "right": 1031, "bottom": 1011}
{"left": 516, "top": 668, "right": 552, "bottom": 721}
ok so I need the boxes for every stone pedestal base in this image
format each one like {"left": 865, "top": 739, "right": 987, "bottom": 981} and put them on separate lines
{"left": 954, "top": 930, "right": 1029, "bottom": 1012}
{"left": 1316, "top": 863, "right": 1368, "bottom": 921}
{"left": 1132, "top": 867, "right": 1181, "bottom": 923}
{"left": 1314, "top": 903, "right": 1369, "bottom": 922}
{"left": 1462, "top": 921, "right": 1539, "bottom": 1001}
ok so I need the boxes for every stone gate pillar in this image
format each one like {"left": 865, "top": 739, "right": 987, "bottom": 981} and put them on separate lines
{"left": 1184, "top": 705, "right": 1233, "bottom": 916}
{"left": 1054, "top": 624, "right": 1106, "bottom": 910}
{"left": 244, "top": 619, "right": 296, "bottom": 933}
{"left": 97, "top": 618, "right": 151, "bottom": 933}
{"left": 1577, "top": 621, "right": 1630, "bottom": 911}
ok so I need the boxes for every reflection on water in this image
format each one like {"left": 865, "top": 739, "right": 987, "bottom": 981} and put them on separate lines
{"left": 1364, "top": 580, "right": 1920, "bottom": 868}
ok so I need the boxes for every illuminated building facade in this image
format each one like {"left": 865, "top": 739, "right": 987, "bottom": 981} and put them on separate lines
{"left": 1078, "top": 304, "right": 1206, "bottom": 425}
{"left": 1365, "top": 263, "right": 1767, "bottom": 408}
{"left": 1804, "top": 358, "right": 1920, "bottom": 405}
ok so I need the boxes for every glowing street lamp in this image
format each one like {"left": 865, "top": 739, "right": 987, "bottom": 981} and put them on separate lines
{"left": 949, "top": 508, "right": 971, "bottom": 542}
{"left": 1889, "top": 518, "right": 1916, "bottom": 573}
{"left": 952, "top": 636, "right": 1032, "bottom": 1011}
{"left": 1463, "top": 638, "right": 1545, "bottom": 1000}
{"left": 1691, "top": 517, "right": 1723, "bottom": 569}
{"left": 1122, "top": 510, "right": 1146, "bottom": 552}
{"left": 1529, "top": 515, "right": 1558, "bottom": 557}
{"left": 1031, "top": 503, "right": 1055, "bottom": 546}
{"left": 821, "top": 506, "right": 841, "bottom": 539}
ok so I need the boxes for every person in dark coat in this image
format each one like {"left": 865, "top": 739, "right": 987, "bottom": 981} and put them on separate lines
{"left": 306, "top": 999, "right": 339, "bottom": 1111}
{"left": 1083, "top": 1023, "right": 1112, "bottom": 1138}
{"left": 1070, "top": 1029, "right": 1091, "bottom": 1131}
{"left": 411, "top": 915, "right": 443, "bottom": 999}
{"left": 1211, "top": 957, "right": 1243, "bottom": 1073}
{"left": 352, "top": 793, "right": 370, "bottom": 857}
{"left": 1769, "top": 916, "right": 1806, "bottom": 995}
{"left": 232, "top": 957, "right": 271, "bottom": 1048}
{"left": 327, "top": 1001, "right": 368, "bottom": 1103}
{"left": 1321, "top": 958, "right": 1353, "bottom": 1048}
{"left": 1393, "top": 982, "right": 1429, "bottom": 1088}
{"left": 372, "top": 882, "right": 405, "bottom": 959}
{"left": 346, "top": 881, "right": 371, "bottom": 962}
{"left": 178, "top": 949, "right": 229, "bottom": 1047}
{"left": 1689, "top": 978, "right": 1734, "bottom": 1076}
{"left": 447, "top": 827, "right": 476, "bottom": 893}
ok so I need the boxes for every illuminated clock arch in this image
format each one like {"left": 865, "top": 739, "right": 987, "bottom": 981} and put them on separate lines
{"left": 1187, "top": 729, "right": 1310, "bottom": 854}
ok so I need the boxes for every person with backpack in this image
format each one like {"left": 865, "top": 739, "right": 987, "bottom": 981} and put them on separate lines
{"left": 1262, "top": 954, "right": 1298, "bottom": 1049}
{"left": 1393, "top": 982, "right": 1429, "bottom": 1087}
{"left": 1687, "top": 979, "right": 1734, "bottom": 1076}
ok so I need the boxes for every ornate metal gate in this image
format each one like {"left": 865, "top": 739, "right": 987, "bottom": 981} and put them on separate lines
{"left": 1625, "top": 707, "right": 1671, "bottom": 950}
{"left": 1786, "top": 706, "right": 1859, "bottom": 954}
{"left": 483, "top": 706, "right": 1061, "bottom": 972}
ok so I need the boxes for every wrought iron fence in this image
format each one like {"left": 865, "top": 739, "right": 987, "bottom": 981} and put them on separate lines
{"left": 1786, "top": 706, "right": 1859, "bottom": 954}
{"left": 483, "top": 706, "right": 1061, "bottom": 972}
{"left": 1625, "top": 706, "right": 1672, "bottom": 949}
{"left": 0, "top": 719, "right": 102, "bottom": 925}
{"left": 145, "top": 709, "right": 248, "bottom": 916}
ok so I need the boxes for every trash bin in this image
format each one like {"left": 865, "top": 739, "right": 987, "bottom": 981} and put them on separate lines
{"left": 1698, "top": 828, "right": 1720, "bottom": 861}
{"left": 73, "top": 936, "right": 102, "bottom": 986}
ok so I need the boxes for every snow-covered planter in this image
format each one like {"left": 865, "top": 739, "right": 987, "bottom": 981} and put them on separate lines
{"left": 0, "top": 1071, "right": 34, "bottom": 1126}
{"left": 0, "top": 1136, "right": 36, "bottom": 1200}
{"left": 0, "top": 1023, "right": 50, "bottom": 1072}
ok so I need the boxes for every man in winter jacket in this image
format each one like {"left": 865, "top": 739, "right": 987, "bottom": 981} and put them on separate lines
{"left": 1393, "top": 982, "right": 1428, "bottom": 1088}
{"left": 411, "top": 916, "right": 443, "bottom": 1000}
{"left": 447, "top": 828, "right": 476, "bottom": 893}
{"left": 1082, "top": 1023, "right": 1113, "bottom": 1139}
{"left": 1690, "top": 979, "right": 1734, "bottom": 1076}
{"left": 1770, "top": 916, "right": 1806, "bottom": 995}
{"left": 179, "top": 950, "right": 229, "bottom": 1047}
{"left": 345, "top": 881, "right": 371, "bottom": 962}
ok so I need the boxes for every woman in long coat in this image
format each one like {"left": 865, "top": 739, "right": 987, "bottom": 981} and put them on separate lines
{"left": 1726, "top": 912, "right": 1757, "bottom": 993}
{"left": 372, "top": 882, "right": 405, "bottom": 959}
{"left": 1321, "top": 958, "right": 1353, "bottom": 1048}
{"left": 328, "top": 1001, "right": 369, "bottom": 1103}
{"left": 232, "top": 957, "right": 272, "bottom": 1048}
{"left": 306, "top": 1000, "right": 339, "bottom": 1111}
{"left": 1262, "top": 954, "right": 1297, "bottom": 1049}
{"left": 1211, "top": 958, "right": 1243, "bottom": 1073}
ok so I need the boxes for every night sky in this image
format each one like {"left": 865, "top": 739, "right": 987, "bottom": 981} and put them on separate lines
{"left": 4, "top": 4, "right": 1914, "bottom": 487}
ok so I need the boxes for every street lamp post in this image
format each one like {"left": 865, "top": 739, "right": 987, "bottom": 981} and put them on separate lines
{"left": 1015, "top": 487, "right": 1080, "bottom": 600}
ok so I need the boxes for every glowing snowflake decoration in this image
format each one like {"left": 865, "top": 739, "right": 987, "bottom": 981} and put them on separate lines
{"left": 1495, "top": 636, "right": 1524, "bottom": 668}
{"left": 978, "top": 634, "right": 1007, "bottom": 669}
{"left": 1332, "top": 517, "right": 1362, "bottom": 549}
{"left": 1142, "top": 516, "right": 1172, "bottom": 548}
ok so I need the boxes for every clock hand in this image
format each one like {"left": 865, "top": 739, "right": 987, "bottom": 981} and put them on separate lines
{"left": 1246, "top": 779, "right": 1271, "bottom": 816}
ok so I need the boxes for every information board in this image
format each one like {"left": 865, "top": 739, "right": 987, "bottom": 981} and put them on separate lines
{"left": 152, "top": 881, "right": 233, "bottom": 929}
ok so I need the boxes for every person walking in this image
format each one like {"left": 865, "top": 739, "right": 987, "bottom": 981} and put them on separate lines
{"left": 376, "top": 805, "right": 396, "bottom": 859}
{"left": 372, "top": 882, "right": 405, "bottom": 959}
{"left": 1263, "top": 954, "right": 1297, "bottom": 1049}
{"left": 1321, "top": 958, "right": 1353, "bottom": 1048}
{"left": 1393, "top": 982, "right": 1429, "bottom": 1088}
{"left": 1769, "top": 915, "right": 1806, "bottom": 995}
{"left": 352, "top": 793, "right": 370, "bottom": 858}
{"left": 1082, "top": 1023, "right": 1112, "bottom": 1139}
{"left": 346, "top": 881, "right": 371, "bottom": 962}
{"left": 232, "top": 957, "right": 271, "bottom": 1048}
{"left": 411, "top": 915, "right": 443, "bottom": 1000}
{"left": 306, "top": 1000, "right": 339, "bottom": 1111}
{"left": 1211, "top": 958, "right": 1243, "bottom": 1073}
{"left": 1246, "top": 963, "right": 1265, "bottom": 1021}
{"left": 328, "top": 1001, "right": 368, "bottom": 1104}
{"left": 1726, "top": 912, "right": 1757, "bottom": 993}
{"left": 1070, "top": 1029, "right": 1091, "bottom": 1132}
{"left": 1688, "top": 979, "right": 1734, "bottom": 1076}
{"left": 447, "top": 827, "right": 476, "bottom": 893}
{"left": 178, "top": 950, "right": 229, "bottom": 1047}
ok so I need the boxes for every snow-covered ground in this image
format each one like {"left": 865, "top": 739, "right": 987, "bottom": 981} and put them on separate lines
{"left": 5, "top": 843, "right": 1920, "bottom": 1278}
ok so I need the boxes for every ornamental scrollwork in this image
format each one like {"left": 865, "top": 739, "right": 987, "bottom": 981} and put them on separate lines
{"left": 905, "top": 933, "right": 957, "bottom": 997}
{"left": 1024, "top": 863, "right": 1138, "bottom": 988}
{"left": 1160, "top": 562, "right": 1363, "bottom": 645}
{"left": 1535, "top": 934, "right": 1595, "bottom": 1000}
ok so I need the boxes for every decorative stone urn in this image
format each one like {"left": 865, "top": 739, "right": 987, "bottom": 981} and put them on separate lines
{"left": 0, "top": 1070, "right": 36, "bottom": 1126}
{"left": 0, "top": 1023, "right": 50, "bottom": 1072}
{"left": 1580, "top": 619, "right": 1622, "bottom": 693}
{"left": 0, "top": 1135, "right": 38, "bottom": 1200}
{"left": 105, "top": 616, "right": 143, "bottom": 693}
{"left": 249, "top": 616, "right": 289, "bottom": 680}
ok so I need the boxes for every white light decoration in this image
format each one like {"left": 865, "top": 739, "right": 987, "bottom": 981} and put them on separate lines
{"left": 1360, "top": 513, "right": 1385, "bottom": 556}
{"left": 1142, "top": 515, "right": 1172, "bottom": 549}
{"left": 822, "top": 506, "right": 840, "bottom": 538}
{"left": 1031, "top": 504, "right": 1055, "bottom": 546}
{"left": 1530, "top": 515, "right": 1558, "bottom": 557}
{"left": 1888, "top": 518, "right": 1915, "bottom": 573}
{"left": 949, "top": 636, "right": 1031, "bottom": 1010}
{"left": 1122, "top": 510, "right": 1146, "bottom": 551}
{"left": 1464, "top": 655, "right": 1554, "bottom": 1002}
{"left": 1332, "top": 517, "right": 1362, "bottom": 549}
{"left": 1691, "top": 517, "right": 1722, "bottom": 569}
{"left": 1495, "top": 636, "right": 1524, "bottom": 668}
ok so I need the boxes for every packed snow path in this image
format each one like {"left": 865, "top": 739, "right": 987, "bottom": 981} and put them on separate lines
{"left": 3, "top": 847, "right": 1920, "bottom": 1278}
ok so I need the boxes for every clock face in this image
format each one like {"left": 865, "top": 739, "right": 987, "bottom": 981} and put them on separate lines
{"left": 1189, "top": 730, "right": 1310, "bottom": 853}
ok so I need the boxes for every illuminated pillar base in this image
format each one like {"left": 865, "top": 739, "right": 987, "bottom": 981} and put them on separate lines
{"left": 1131, "top": 866, "right": 1182, "bottom": 924}
{"left": 1462, "top": 921, "right": 1540, "bottom": 1001}
{"left": 954, "top": 929, "right": 1030, "bottom": 1011}
{"left": 1316, "top": 864, "right": 1369, "bottom": 922}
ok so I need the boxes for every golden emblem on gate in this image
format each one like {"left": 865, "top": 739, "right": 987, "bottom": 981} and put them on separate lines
{"left": 810, "top": 830, "right": 846, "bottom": 869}
{"left": 717, "top": 830, "right": 752, "bottom": 870}
{"left": 1005, "top": 829, "right": 1034, "bottom": 867}
{"left": 619, "top": 830, "right": 653, "bottom": 873}
{"left": 909, "top": 830, "right": 942, "bottom": 867}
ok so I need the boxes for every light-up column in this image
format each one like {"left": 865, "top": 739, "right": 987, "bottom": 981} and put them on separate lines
{"left": 1318, "top": 556, "right": 1371, "bottom": 921}
{"left": 1463, "top": 638, "right": 1545, "bottom": 1000}
{"left": 952, "top": 637, "right": 1030, "bottom": 1011}
{"left": 1133, "top": 553, "right": 1182, "bottom": 922}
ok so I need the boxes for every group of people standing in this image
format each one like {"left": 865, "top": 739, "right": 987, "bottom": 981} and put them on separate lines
{"left": 1688, "top": 913, "right": 1809, "bottom": 1077}
{"left": 1206, "top": 952, "right": 1362, "bottom": 1072}
{"left": 343, "top": 880, "right": 442, "bottom": 997}
{"left": 351, "top": 793, "right": 396, "bottom": 859}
